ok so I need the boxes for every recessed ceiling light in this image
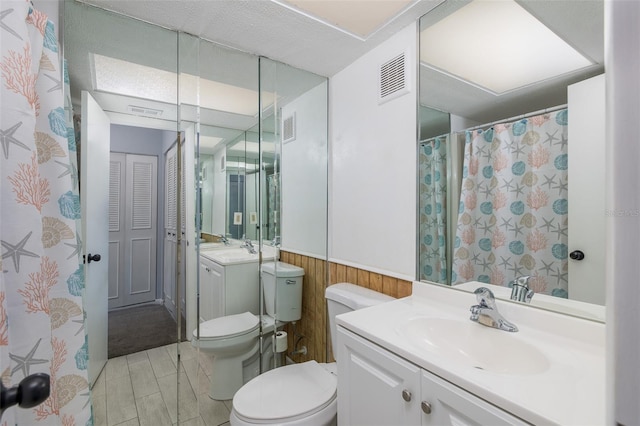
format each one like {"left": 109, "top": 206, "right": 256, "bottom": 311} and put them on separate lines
{"left": 420, "top": 0, "right": 593, "bottom": 94}
{"left": 275, "top": 0, "right": 414, "bottom": 39}
{"left": 92, "top": 54, "right": 274, "bottom": 116}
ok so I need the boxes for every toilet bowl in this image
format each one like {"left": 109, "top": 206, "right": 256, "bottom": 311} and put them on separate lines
{"left": 194, "top": 312, "right": 261, "bottom": 400}
{"left": 229, "top": 283, "right": 394, "bottom": 425}
{"left": 230, "top": 361, "right": 338, "bottom": 426}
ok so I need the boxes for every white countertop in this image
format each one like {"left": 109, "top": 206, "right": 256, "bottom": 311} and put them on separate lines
{"left": 336, "top": 281, "right": 605, "bottom": 425}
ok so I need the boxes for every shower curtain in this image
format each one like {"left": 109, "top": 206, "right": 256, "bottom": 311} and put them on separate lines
{"left": 418, "top": 135, "right": 448, "bottom": 283}
{"left": 451, "top": 109, "right": 569, "bottom": 298}
{"left": 1, "top": 2, "right": 91, "bottom": 424}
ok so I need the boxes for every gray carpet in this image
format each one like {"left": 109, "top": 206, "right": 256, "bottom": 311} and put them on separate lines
{"left": 108, "top": 304, "right": 188, "bottom": 358}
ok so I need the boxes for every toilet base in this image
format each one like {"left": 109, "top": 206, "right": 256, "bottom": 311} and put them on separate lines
{"left": 208, "top": 340, "right": 260, "bottom": 400}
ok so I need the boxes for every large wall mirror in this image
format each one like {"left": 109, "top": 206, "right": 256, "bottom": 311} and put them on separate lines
{"left": 65, "top": 1, "right": 327, "bottom": 422}
{"left": 417, "top": 0, "right": 606, "bottom": 321}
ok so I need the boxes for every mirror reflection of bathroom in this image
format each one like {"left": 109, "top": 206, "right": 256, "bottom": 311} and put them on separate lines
{"left": 194, "top": 53, "right": 330, "bottom": 411}
{"left": 417, "top": 0, "right": 605, "bottom": 319}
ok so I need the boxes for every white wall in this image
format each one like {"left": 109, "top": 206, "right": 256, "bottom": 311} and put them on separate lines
{"left": 606, "top": 2, "right": 640, "bottom": 424}
{"left": 329, "top": 22, "right": 417, "bottom": 280}
{"left": 212, "top": 149, "right": 227, "bottom": 235}
{"left": 281, "top": 82, "right": 328, "bottom": 258}
{"left": 200, "top": 154, "right": 215, "bottom": 234}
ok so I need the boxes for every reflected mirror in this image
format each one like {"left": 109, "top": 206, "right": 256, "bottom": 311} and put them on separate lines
{"left": 418, "top": 0, "right": 605, "bottom": 320}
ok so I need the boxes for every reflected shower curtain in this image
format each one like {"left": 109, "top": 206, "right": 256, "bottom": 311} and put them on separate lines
{"left": 418, "top": 135, "right": 447, "bottom": 283}
{"left": 452, "top": 110, "right": 569, "bottom": 297}
{"left": 0, "top": 2, "right": 90, "bottom": 424}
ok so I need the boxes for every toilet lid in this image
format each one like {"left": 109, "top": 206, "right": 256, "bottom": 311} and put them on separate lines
{"left": 233, "top": 361, "right": 337, "bottom": 422}
{"left": 194, "top": 312, "right": 259, "bottom": 339}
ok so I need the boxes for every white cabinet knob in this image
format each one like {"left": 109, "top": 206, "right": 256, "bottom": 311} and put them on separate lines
{"left": 402, "top": 389, "right": 412, "bottom": 402}
{"left": 421, "top": 401, "right": 432, "bottom": 414}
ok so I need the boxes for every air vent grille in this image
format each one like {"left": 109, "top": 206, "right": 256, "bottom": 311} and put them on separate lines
{"left": 379, "top": 52, "right": 409, "bottom": 104}
{"left": 283, "top": 113, "right": 296, "bottom": 143}
{"left": 127, "top": 105, "right": 163, "bottom": 117}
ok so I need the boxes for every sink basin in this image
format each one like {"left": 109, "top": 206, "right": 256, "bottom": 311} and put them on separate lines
{"left": 202, "top": 247, "right": 277, "bottom": 265}
{"left": 398, "top": 317, "right": 550, "bottom": 375}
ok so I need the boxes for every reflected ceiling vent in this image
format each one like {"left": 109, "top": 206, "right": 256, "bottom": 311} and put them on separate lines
{"left": 379, "top": 51, "right": 410, "bottom": 105}
{"left": 283, "top": 112, "right": 296, "bottom": 143}
{"left": 127, "top": 105, "right": 163, "bottom": 118}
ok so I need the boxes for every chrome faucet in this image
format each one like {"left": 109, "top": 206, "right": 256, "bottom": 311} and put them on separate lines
{"left": 470, "top": 287, "right": 518, "bottom": 332}
{"left": 216, "top": 234, "right": 231, "bottom": 246}
{"left": 241, "top": 238, "right": 257, "bottom": 254}
{"left": 509, "top": 276, "right": 534, "bottom": 303}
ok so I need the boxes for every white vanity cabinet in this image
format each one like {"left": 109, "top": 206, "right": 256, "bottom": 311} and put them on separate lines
{"left": 198, "top": 254, "right": 260, "bottom": 322}
{"left": 337, "top": 327, "right": 528, "bottom": 426}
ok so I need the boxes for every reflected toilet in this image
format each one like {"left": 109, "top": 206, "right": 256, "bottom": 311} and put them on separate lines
{"left": 229, "top": 283, "right": 395, "bottom": 426}
{"left": 193, "top": 261, "right": 304, "bottom": 400}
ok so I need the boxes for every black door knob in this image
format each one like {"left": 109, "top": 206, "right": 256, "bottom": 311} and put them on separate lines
{"left": 83, "top": 253, "right": 101, "bottom": 264}
{"left": 1, "top": 373, "right": 50, "bottom": 420}
{"left": 569, "top": 250, "right": 585, "bottom": 261}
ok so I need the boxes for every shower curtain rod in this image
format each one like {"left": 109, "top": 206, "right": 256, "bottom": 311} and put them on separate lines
{"left": 463, "top": 103, "right": 568, "bottom": 133}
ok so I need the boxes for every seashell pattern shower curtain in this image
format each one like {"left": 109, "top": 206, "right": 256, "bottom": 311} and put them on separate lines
{"left": 452, "top": 110, "right": 569, "bottom": 298}
{"left": 418, "top": 135, "right": 448, "bottom": 284}
{"left": 0, "top": 1, "right": 91, "bottom": 424}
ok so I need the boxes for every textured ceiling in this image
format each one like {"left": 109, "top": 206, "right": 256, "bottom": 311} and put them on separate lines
{"left": 77, "top": 0, "right": 444, "bottom": 78}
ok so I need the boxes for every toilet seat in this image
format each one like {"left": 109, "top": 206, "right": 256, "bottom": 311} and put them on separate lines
{"left": 232, "top": 361, "right": 337, "bottom": 424}
{"left": 194, "top": 312, "right": 259, "bottom": 340}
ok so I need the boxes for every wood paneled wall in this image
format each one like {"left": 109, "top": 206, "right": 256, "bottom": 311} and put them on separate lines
{"left": 279, "top": 251, "right": 412, "bottom": 363}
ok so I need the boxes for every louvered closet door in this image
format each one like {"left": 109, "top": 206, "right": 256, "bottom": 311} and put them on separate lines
{"left": 108, "top": 153, "right": 126, "bottom": 309}
{"left": 108, "top": 153, "right": 158, "bottom": 309}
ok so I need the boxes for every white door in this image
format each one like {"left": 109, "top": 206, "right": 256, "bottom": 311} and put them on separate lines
{"left": 108, "top": 153, "right": 158, "bottom": 309}
{"left": 81, "top": 91, "right": 109, "bottom": 387}
{"left": 567, "top": 74, "right": 606, "bottom": 305}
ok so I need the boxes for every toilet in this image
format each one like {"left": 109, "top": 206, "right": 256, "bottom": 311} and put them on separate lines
{"left": 229, "top": 283, "right": 395, "bottom": 426}
{"left": 193, "top": 261, "right": 305, "bottom": 400}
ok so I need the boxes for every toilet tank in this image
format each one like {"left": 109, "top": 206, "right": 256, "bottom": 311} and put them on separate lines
{"left": 325, "top": 283, "right": 395, "bottom": 360}
{"left": 261, "top": 261, "right": 305, "bottom": 322}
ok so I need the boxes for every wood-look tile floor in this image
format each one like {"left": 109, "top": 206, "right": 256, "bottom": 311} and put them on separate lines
{"left": 92, "top": 341, "right": 231, "bottom": 426}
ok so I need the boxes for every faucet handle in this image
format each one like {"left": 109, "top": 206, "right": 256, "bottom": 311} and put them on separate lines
{"left": 473, "top": 287, "right": 496, "bottom": 309}
{"left": 510, "top": 276, "right": 534, "bottom": 303}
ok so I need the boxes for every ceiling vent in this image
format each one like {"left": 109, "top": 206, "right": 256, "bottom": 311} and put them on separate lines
{"left": 282, "top": 112, "right": 296, "bottom": 143}
{"left": 378, "top": 51, "right": 410, "bottom": 105}
{"left": 127, "top": 105, "right": 163, "bottom": 118}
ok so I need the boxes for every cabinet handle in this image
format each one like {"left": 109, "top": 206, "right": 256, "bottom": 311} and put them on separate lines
{"left": 421, "top": 401, "right": 432, "bottom": 414}
{"left": 401, "top": 389, "right": 412, "bottom": 402}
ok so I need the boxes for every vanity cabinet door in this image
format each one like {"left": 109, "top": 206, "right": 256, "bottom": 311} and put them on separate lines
{"left": 199, "top": 256, "right": 224, "bottom": 321}
{"left": 337, "top": 327, "right": 422, "bottom": 426}
{"left": 420, "top": 370, "right": 529, "bottom": 425}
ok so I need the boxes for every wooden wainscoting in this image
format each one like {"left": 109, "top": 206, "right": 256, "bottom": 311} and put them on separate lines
{"left": 279, "top": 251, "right": 412, "bottom": 363}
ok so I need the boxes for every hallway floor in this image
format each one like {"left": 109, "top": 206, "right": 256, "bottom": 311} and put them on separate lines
{"left": 92, "top": 341, "right": 231, "bottom": 426}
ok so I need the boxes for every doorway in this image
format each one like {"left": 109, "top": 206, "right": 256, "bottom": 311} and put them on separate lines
{"left": 108, "top": 152, "right": 158, "bottom": 310}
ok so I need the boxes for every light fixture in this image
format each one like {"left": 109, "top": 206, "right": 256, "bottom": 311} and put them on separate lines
{"left": 420, "top": 0, "right": 593, "bottom": 94}
{"left": 92, "top": 54, "right": 274, "bottom": 116}
{"left": 275, "top": 0, "right": 414, "bottom": 39}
